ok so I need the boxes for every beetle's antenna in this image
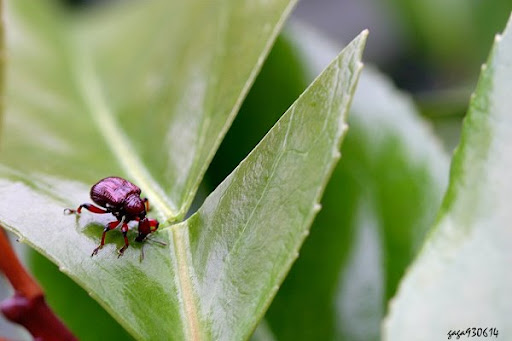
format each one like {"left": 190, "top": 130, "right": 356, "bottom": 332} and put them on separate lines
{"left": 146, "top": 237, "right": 167, "bottom": 247}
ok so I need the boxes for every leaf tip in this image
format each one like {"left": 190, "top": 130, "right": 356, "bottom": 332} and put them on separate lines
{"left": 354, "top": 29, "right": 369, "bottom": 51}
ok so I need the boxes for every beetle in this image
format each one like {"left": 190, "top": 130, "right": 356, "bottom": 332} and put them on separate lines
{"left": 64, "top": 176, "right": 162, "bottom": 258}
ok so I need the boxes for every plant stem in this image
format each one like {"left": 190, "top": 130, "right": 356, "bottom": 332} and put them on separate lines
{"left": 0, "top": 228, "right": 77, "bottom": 340}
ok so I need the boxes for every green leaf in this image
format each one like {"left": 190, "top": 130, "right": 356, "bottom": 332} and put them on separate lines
{"left": 177, "top": 33, "right": 365, "bottom": 338}
{"left": 2, "top": 0, "right": 298, "bottom": 337}
{"left": 4, "top": 0, "right": 303, "bottom": 336}
{"left": 28, "top": 251, "right": 133, "bottom": 340}
{"left": 390, "top": 0, "right": 473, "bottom": 62}
{"left": 3, "top": 0, "right": 297, "bottom": 222}
{"left": 384, "top": 14, "right": 512, "bottom": 339}
{"left": 390, "top": 0, "right": 512, "bottom": 68}
{"left": 205, "top": 34, "right": 310, "bottom": 189}
{"left": 259, "top": 24, "right": 449, "bottom": 340}
{"left": 0, "top": 1, "right": 367, "bottom": 337}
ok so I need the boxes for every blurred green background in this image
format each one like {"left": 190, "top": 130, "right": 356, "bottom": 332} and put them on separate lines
{"left": 295, "top": 0, "right": 512, "bottom": 153}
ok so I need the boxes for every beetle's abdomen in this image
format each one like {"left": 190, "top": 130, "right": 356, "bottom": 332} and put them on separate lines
{"left": 90, "top": 176, "right": 141, "bottom": 208}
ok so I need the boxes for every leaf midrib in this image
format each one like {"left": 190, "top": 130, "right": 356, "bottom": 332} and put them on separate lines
{"left": 71, "top": 42, "right": 178, "bottom": 223}
{"left": 69, "top": 34, "right": 201, "bottom": 339}
{"left": 171, "top": 227, "right": 201, "bottom": 340}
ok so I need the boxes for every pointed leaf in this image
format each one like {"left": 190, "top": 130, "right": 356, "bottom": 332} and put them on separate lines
{"left": 258, "top": 24, "right": 449, "bottom": 341}
{"left": 0, "top": 27, "right": 367, "bottom": 341}
{"left": 384, "top": 14, "right": 512, "bottom": 340}
{"left": 178, "top": 32, "right": 366, "bottom": 340}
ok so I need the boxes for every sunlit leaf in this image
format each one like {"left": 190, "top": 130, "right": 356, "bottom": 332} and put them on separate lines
{"left": 0, "top": 0, "right": 367, "bottom": 335}
{"left": 3, "top": 0, "right": 297, "bottom": 222}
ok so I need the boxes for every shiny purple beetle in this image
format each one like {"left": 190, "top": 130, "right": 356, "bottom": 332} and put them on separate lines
{"left": 65, "top": 176, "right": 161, "bottom": 258}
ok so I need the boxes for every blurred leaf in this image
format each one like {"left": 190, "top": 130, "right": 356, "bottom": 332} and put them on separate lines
{"left": 389, "top": 0, "right": 512, "bottom": 70}
{"left": 384, "top": 15, "right": 512, "bottom": 340}
{"left": 3, "top": 0, "right": 297, "bottom": 222}
{"left": 0, "top": 2, "right": 367, "bottom": 336}
{"left": 390, "top": 0, "right": 472, "bottom": 62}
{"left": 258, "top": 24, "right": 449, "bottom": 340}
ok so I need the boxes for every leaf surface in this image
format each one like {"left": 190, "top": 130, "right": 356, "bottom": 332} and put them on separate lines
{"left": 2, "top": 0, "right": 299, "bottom": 335}
{"left": 2, "top": 0, "right": 297, "bottom": 221}
{"left": 384, "top": 14, "right": 512, "bottom": 340}
{"left": 0, "top": 1, "right": 367, "bottom": 337}
{"left": 172, "top": 32, "right": 365, "bottom": 339}
{"left": 28, "top": 250, "right": 133, "bottom": 339}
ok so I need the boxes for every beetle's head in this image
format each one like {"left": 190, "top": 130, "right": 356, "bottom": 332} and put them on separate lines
{"left": 136, "top": 217, "right": 151, "bottom": 242}
{"left": 125, "top": 194, "right": 146, "bottom": 218}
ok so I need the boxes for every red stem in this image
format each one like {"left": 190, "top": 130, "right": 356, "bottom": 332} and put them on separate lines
{"left": 0, "top": 228, "right": 77, "bottom": 340}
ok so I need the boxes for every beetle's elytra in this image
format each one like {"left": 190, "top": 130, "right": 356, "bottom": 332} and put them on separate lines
{"left": 64, "top": 176, "right": 163, "bottom": 258}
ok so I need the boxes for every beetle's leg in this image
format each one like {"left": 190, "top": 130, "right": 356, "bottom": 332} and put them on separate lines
{"left": 91, "top": 220, "right": 120, "bottom": 257}
{"left": 65, "top": 203, "right": 108, "bottom": 215}
{"left": 147, "top": 218, "right": 159, "bottom": 232}
{"left": 140, "top": 243, "right": 146, "bottom": 262}
{"left": 143, "top": 197, "right": 150, "bottom": 212}
{"left": 117, "top": 223, "right": 130, "bottom": 258}
{"left": 78, "top": 203, "right": 108, "bottom": 214}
